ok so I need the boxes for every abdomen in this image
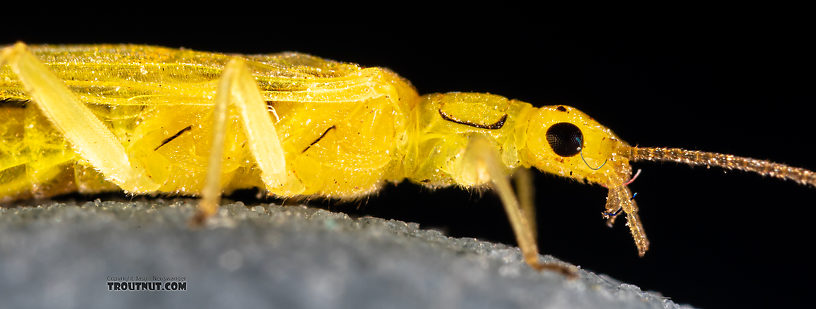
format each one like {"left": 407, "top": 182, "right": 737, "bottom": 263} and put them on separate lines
{"left": 0, "top": 45, "right": 420, "bottom": 201}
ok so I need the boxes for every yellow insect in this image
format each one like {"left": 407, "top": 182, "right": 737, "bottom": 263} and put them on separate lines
{"left": 1, "top": 42, "right": 814, "bottom": 276}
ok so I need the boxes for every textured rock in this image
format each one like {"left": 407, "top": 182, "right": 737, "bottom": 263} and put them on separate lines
{"left": 0, "top": 198, "right": 692, "bottom": 309}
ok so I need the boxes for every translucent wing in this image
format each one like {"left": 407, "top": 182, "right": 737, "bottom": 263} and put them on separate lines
{"left": 0, "top": 45, "right": 380, "bottom": 107}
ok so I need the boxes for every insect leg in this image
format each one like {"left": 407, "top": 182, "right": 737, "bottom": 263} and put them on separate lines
{"left": 513, "top": 168, "right": 537, "bottom": 243}
{"left": 463, "top": 135, "right": 576, "bottom": 277}
{"left": 0, "top": 42, "right": 159, "bottom": 193}
{"left": 192, "top": 57, "right": 286, "bottom": 225}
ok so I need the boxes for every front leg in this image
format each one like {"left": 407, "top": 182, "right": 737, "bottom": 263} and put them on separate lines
{"left": 459, "top": 134, "right": 577, "bottom": 278}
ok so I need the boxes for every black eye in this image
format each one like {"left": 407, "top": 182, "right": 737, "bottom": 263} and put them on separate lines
{"left": 546, "top": 122, "right": 583, "bottom": 157}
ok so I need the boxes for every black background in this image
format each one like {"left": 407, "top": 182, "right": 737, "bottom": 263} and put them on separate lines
{"left": 4, "top": 11, "right": 815, "bottom": 308}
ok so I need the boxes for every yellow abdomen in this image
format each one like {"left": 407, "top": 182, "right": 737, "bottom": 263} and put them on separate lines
{"left": 0, "top": 45, "right": 419, "bottom": 201}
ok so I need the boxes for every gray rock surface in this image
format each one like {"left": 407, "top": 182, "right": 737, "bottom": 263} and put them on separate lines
{"left": 0, "top": 198, "right": 692, "bottom": 309}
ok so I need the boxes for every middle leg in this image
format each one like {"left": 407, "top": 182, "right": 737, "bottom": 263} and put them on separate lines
{"left": 192, "top": 57, "right": 287, "bottom": 225}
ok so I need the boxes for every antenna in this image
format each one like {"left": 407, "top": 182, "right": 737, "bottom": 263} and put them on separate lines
{"left": 630, "top": 147, "right": 816, "bottom": 187}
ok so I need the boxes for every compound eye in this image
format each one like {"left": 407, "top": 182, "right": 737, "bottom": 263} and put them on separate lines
{"left": 546, "top": 122, "right": 583, "bottom": 157}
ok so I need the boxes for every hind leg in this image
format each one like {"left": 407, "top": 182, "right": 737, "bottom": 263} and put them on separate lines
{"left": 0, "top": 42, "right": 159, "bottom": 193}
